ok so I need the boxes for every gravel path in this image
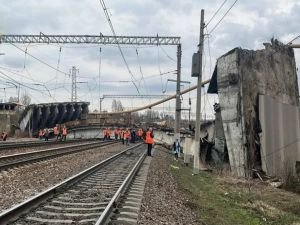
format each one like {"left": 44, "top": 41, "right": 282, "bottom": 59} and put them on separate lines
{"left": 138, "top": 146, "right": 200, "bottom": 225}
{"left": 0, "top": 140, "right": 97, "bottom": 157}
{"left": 0, "top": 142, "right": 130, "bottom": 213}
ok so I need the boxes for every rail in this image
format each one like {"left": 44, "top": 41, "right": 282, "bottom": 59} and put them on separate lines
{"left": 0, "top": 143, "right": 144, "bottom": 224}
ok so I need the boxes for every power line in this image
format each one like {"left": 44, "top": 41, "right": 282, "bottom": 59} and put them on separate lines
{"left": 205, "top": 0, "right": 228, "bottom": 27}
{"left": 98, "top": 47, "right": 102, "bottom": 111}
{"left": 98, "top": 0, "right": 140, "bottom": 94}
{"left": 135, "top": 48, "right": 149, "bottom": 98}
{"left": 9, "top": 43, "right": 69, "bottom": 76}
{"left": 209, "top": 0, "right": 238, "bottom": 34}
{"left": 287, "top": 34, "right": 300, "bottom": 44}
{"left": 159, "top": 45, "right": 176, "bottom": 62}
{"left": 157, "top": 44, "right": 164, "bottom": 93}
{"left": 54, "top": 46, "right": 62, "bottom": 98}
{"left": 205, "top": 27, "right": 213, "bottom": 77}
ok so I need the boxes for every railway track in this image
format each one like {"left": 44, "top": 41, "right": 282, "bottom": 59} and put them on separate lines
{"left": 0, "top": 143, "right": 146, "bottom": 225}
{"left": 0, "top": 138, "right": 101, "bottom": 150}
{"left": 0, "top": 140, "right": 116, "bottom": 170}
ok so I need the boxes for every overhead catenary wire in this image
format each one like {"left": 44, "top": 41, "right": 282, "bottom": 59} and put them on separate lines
{"left": 9, "top": 43, "right": 69, "bottom": 76}
{"left": 287, "top": 34, "right": 300, "bottom": 45}
{"left": 209, "top": 0, "right": 239, "bottom": 34}
{"left": 159, "top": 45, "right": 176, "bottom": 62}
{"left": 156, "top": 43, "right": 164, "bottom": 93}
{"left": 205, "top": 0, "right": 228, "bottom": 27}
{"left": 135, "top": 48, "right": 149, "bottom": 102}
{"left": 98, "top": 47, "right": 102, "bottom": 110}
{"left": 98, "top": 0, "right": 140, "bottom": 94}
{"left": 54, "top": 46, "right": 62, "bottom": 98}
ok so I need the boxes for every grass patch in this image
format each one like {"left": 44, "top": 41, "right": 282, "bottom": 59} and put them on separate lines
{"left": 169, "top": 157, "right": 300, "bottom": 225}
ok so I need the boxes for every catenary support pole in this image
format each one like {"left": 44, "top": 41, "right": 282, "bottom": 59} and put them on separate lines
{"left": 193, "top": 9, "right": 205, "bottom": 175}
{"left": 175, "top": 44, "right": 182, "bottom": 141}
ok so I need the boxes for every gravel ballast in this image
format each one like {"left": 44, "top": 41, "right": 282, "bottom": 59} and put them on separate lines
{"left": 0, "top": 140, "right": 97, "bottom": 157}
{"left": 0, "top": 142, "right": 132, "bottom": 213}
{"left": 138, "top": 146, "right": 199, "bottom": 225}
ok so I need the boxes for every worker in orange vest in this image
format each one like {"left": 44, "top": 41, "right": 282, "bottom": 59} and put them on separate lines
{"left": 120, "top": 129, "right": 125, "bottom": 144}
{"left": 114, "top": 128, "right": 118, "bottom": 140}
{"left": 38, "top": 129, "right": 43, "bottom": 140}
{"left": 62, "top": 125, "right": 68, "bottom": 141}
{"left": 117, "top": 128, "right": 122, "bottom": 141}
{"left": 53, "top": 125, "right": 60, "bottom": 140}
{"left": 107, "top": 128, "right": 111, "bottom": 140}
{"left": 145, "top": 128, "right": 154, "bottom": 156}
{"left": 103, "top": 128, "right": 107, "bottom": 140}
{"left": 125, "top": 128, "right": 131, "bottom": 145}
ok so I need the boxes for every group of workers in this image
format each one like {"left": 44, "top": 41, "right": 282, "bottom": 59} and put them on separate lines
{"left": 103, "top": 127, "right": 145, "bottom": 143}
{"left": 103, "top": 127, "right": 154, "bottom": 156}
{"left": 38, "top": 124, "right": 68, "bottom": 141}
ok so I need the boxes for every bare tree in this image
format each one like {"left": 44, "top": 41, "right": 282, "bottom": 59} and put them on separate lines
{"left": 20, "top": 92, "right": 31, "bottom": 106}
{"left": 112, "top": 99, "right": 117, "bottom": 112}
{"left": 8, "top": 96, "right": 18, "bottom": 103}
{"left": 112, "top": 99, "right": 124, "bottom": 112}
{"left": 116, "top": 100, "right": 124, "bottom": 112}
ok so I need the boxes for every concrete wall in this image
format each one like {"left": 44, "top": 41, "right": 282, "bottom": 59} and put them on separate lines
{"left": 0, "top": 111, "right": 18, "bottom": 134}
{"left": 69, "top": 127, "right": 104, "bottom": 139}
{"left": 239, "top": 42, "right": 299, "bottom": 172}
{"left": 209, "top": 41, "right": 299, "bottom": 178}
{"left": 217, "top": 49, "right": 247, "bottom": 177}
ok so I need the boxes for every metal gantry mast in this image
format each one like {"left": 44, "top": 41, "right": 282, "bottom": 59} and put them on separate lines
{"left": 70, "top": 66, "right": 78, "bottom": 102}
{"left": 0, "top": 33, "right": 182, "bottom": 136}
{"left": 0, "top": 34, "right": 180, "bottom": 45}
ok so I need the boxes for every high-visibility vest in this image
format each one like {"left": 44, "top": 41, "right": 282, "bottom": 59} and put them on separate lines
{"left": 125, "top": 130, "right": 130, "bottom": 138}
{"left": 62, "top": 128, "right": 67, "bottom": 136}
{"left": 145, "top": 131, "right": 154, "bottom": 144}
{"left": 54, "top": 126, "right": 59, "bottom": 135}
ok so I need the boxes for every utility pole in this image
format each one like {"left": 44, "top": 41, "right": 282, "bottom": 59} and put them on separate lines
{"left": 71, "top": 66, "right": 78, "bottom": 102}
{"left": 193, "top": 9, "right": 205, "bottom": 175}
{"left": 175, "top": 44, "right": 182, "bottom": 140}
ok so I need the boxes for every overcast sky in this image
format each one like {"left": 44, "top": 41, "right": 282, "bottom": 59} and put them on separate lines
{"left": 0, "top": 0, "right": 299, "bottom": 118}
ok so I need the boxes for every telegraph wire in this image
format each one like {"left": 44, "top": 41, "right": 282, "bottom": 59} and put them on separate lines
{"left": 98, "top": 0, "right": 140, "bottom": 94}
{"left": 205, "top": 0, "right": 228, "bottom": 27}
{"left": 209, "top": 0, "right": 238, "bottom": 34}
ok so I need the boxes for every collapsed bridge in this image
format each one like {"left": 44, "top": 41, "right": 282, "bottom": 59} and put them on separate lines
{"left": 19, "top": 102, "right": 89, "bottom": 134}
